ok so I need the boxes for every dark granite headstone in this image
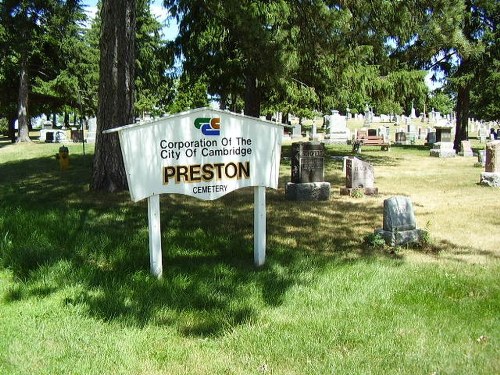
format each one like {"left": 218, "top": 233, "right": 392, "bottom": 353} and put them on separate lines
{"left": 395, "top": 132, "right": 406, "bottom": 143}
{"left": 291, "top": 142, "right": 324, "bottom": 183}
{"left": 426, "top": 132, "right": 436, "bottom": 145}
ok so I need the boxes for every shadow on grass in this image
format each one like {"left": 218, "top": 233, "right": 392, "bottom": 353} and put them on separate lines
{"left": 0, "top": 150, "right": 478, "bottom": 337}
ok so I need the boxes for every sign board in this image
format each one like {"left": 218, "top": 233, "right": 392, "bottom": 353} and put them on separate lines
{"left": 107, "top": 108, "right": 283, "bottom": 202}
{"left": 104, "top": 108, "right": 284, "bottom": 277}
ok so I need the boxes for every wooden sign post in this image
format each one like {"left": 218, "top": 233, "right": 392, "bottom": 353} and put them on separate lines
{"left": 104, "top": 108, "right": 283, "bottom": 278}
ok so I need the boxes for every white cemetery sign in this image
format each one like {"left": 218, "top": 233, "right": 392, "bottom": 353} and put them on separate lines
{"left": 104, "top": 108, "right": 284, "bottom": 277}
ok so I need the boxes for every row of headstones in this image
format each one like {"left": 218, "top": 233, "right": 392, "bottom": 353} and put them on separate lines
{"left": 285, "top": 140, "right": 500, "bottom": 247}
{"left": 39, "top": 118, "right": 97, "bottom": 144}
{"left": 284, "top": 142, "right": 428, "bottom": 246}
{"left": 284, "top": 140, "right": 498, "bottom": 199}
{"left": 285, "top": 142, "right": 378, "bottom": 201}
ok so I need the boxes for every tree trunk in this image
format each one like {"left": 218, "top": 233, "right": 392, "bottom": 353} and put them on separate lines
{"left": 244, "top": 74, "right": 261, "bottom": 118}
{"left": 90, "top": 0, "right": 136, "bottom": 192}
{"left": 16, "top": 59, "right": 31, "bottom": 143}
{"left": 454, "top": 83, "right": 470, "bottom": 151}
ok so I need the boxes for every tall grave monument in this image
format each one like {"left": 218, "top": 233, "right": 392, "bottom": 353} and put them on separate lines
{"left": 480, "top": 140, "right": 500, "bottom": 187}
{"left": 324, "top": 110, "right": 350, "bottom": 144}
{"left": 286, "top": 142, "right": 331, "bottom": 200}
{"left": 430, "top": 125, "right": 455, "bottom": 157}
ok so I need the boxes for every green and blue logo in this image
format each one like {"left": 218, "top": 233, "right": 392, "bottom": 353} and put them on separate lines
{"left": 194, "top": 117, "right": 220, "bottom": 136}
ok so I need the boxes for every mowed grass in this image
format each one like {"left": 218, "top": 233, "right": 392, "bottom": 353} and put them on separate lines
{"left": 0, "top": 135, "right": 499, "bottom": 375}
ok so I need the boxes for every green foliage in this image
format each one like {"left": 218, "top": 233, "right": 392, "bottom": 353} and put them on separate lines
{"left": 0, "top": 0, "right": 91, "bottom": 120}
{"left": 0, "top": 118, "right": 8, "bottom": 135}
{"left": 363, "top": 232, "right": 386, "bottom": 249}
{"left": 134, "top": 0, "right": 175, "bottom": 115}
{"left": 428, "top": 90, "right": 455, "bottom": 115}
{"left": 351, "top": 188, "right": 365, "bottom": 199}
{"left": 167, "top": 74, "right": 209, "bottom": 113}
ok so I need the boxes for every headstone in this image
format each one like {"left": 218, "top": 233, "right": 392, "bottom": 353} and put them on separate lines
{"left": 459, "top": 140, "right": 473, "bottom": 157}
{"left": 85, "top": 118, "right": 97, "bottom": 143}
{"left": 406, "top": 123, "right": 417, "bottom": 144}
{"left": 478, "top": 150, "right": 486, "bottom": 166}
{"left": 364, "top": 104, "right": 371, "bottom": 126}
{"left": 291, "top": 142, "right": 324, "bottom": 183}
{"left": 286, "top": 142, "right": 331, "bottom": 200}
{"left": 309, "top": 119, "right": 319, "bottom": 141}
{"left": 40, "top": 129, "right": 67, "bottom": 143}
{"left": 340, "top": 157, "right": 378, "bottom": 196}
{"left": 430, "top": 142, "right": 456, "bottom": 158}
{"left": 395, "top": 131, "right": 406, "bottom": 145}
{"left": 378, "top": 126, "right": 389, "bottom": 141}
{"left": 485, "top": 141, "right": 500, "bottom": 173}
{"left": 323, "top": 110, "right": 350, "bottom": 144}
{"left": 478, "top": 126, "right": 488, "bottom": 143}
{"left": 410, "top": 105, "right": 416, "bottom": 119}
{"left": 426, "top": 131, "right": 436, "bottom": 146}
{"left": 435, "top": 126, "right": 452, "bottom": 142}
{"left": 375, "top": 196, "right": 427, "bottom": 246}
{"left": 480, "top": 140, "right": 500, "bottom": 187}
{"left": 291, "top": 123, "right": 302, "bottom": 138}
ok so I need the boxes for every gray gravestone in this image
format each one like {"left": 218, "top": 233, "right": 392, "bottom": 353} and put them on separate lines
{"left": 382, "top": 196, "right": 416, "bottom": 231}
{"left": 395, "top": 132, "right": 406, "bottom": 145}
{"left": 426, "top": 131, "right": 436, "bottom": 146}
{"left": 430, "top": 141, "right": 456, "bottom": 158}
{"left": 435, "top": 126, "right": 452, "bottom": 142}
{"left": 324, "top": 110, "right": 350, "bottom": 144}
{"left": 291, "top": 123, "right": 302, "bottom": 138}
{"left": 485, "top": 140, "right": 500, "bottom": 172}
{"left": 375, "top": 196, "right": 427, "bottom": 246}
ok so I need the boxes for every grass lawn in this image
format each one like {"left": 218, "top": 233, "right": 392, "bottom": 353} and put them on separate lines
{"left": 0, "top": 133, "right": 499, "bottom": 374}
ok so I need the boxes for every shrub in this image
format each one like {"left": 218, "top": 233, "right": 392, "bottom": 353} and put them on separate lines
{"left": 351, "top": 188, "right": 364, "bottom": 199}
{"left": 363, "top": 232, "right": 386, "bottom": 249}
{"left": 0, "top": 118, "right": 8, "bottom": 136}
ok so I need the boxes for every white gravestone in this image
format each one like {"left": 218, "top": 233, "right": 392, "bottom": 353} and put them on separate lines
{"left": 340, "top": 157, "right": 378, "bottom": 196}
{"left": 324, "top": 110, "right": 350, "bottom": 144}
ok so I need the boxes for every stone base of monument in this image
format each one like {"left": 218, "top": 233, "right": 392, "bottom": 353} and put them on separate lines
{"left": 339, "top": 187, "right": 378, "bottom": 196}
{"left": 323, "top": 132, "right": 349, "bottom": 144}
{"left": 375, "top": 228, "right": 427, "bottom": 247}
{"left": 430, "top": 142, "right": 456, "bottom": 158}
{"left": 308, "top": 135, "right": 321, "bottom": 141}
{"left": 479, "top": 172, "right": 500, "bottom": 187}
{"left": 459, "top": 150, "right": 474, "bottom": 157}
{"left": 285, "top": 182, "right": 331, "bottom": 201}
